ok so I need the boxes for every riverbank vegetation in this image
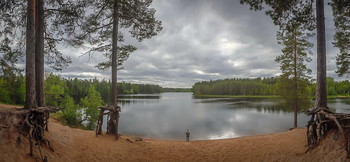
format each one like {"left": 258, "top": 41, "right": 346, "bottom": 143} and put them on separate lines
{"left": 0, "top": 73, "right": 163, "bottom": 106}
{"left": 0, "top": 73, "right": 163, "bottom": 129}
{"left": 3, "top": 73, "right": 348, "bottom": 108}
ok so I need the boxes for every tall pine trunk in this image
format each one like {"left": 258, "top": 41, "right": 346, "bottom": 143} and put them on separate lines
{"left": 25, "top": 0, "right": 37, "bottom": 109}
{"left": 107, "top": 0, "right": 120, "bottom": 139}
{"left": 111, "top": 0, "right": 118, "bottom": 108}
{"left": 293, "top": 28, "right": 298, "bottom": 128}
{"left": 316, "top": 0, "right": 327, "bottom": 109}
{"left": 35, "top": 0, "right": 45, "bottom": 107}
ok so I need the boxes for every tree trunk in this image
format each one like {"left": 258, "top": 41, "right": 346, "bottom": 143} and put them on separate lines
{"left": 293, "top": 28, "right": 298, "bottom": 128}
{"left": 110, "top": 0, "right": 119, "bottom": 108}
{"left": 35, "top": 0, "right": 45, "bottom": 107}
{"left": 25, "top": 0, "right": 37, "bottom": 109}
{"left": 107, "top": 0, "right": 120, "bottom": 138}
{"left": 316, "top": 0, "right": 327, "bottom": 109}
{"left": 96, "top": 109, "right": 104, "bottom": 135}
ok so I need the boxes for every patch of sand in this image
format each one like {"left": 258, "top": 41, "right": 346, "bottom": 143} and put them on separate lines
{"left": 0, "top": 105, "right": 348, "bottom": 162}
{"left": 0, "top": 104, "right": 22, "bottom": 109}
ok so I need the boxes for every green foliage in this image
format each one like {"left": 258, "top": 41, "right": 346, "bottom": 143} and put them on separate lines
{"left": 80, "top": 85, "right": 103, "bottom": 130}
{"left": 335, "top": 80, "right": 350, "bottom": 95}
{"left": 0, "top": 78, "right": 11, "bottom": 103}
{"left": 327, "top": 77, "right": 338, "bottom": 96}
{"left": 240, "top": 0, "right": 315, "bottom": 32}
{"left": 193, "top": 78, "right": 279, "bottom": 96}
{"left": 45, "top": 73, "right": 65, "bottom": 106}
{"left": 118, "top": 82, "right": 163, "bottom": 94}
{"left": 163, "top": 88, "right": 192, "bottom": 92}
{"left": 0, "top": 1, "right": 26, "bottom": 77}
{"left": 60, "top": 95, "right": 81, "bottom": 126}
{"left": 277, "top": 77, "right": 311, "bottom": 111}
{"left": 64, "top": 78, "right": 163, "bottom": 104}
{"left": 330, "top": 0, "right": 350, "bottom": 76}
{"left": 275, "top": 28, "right": 313, "bottom": 77}
{"left": 0, "top": 74, "right": 25, "bottom": 105}
{"left": 193, "top": 77, "right": 350, "bottom": 99}
{"left": 72, "top": 0, "right": 162, "bottom": 70}
{"left": 275, "top": 25, "right": 313, "bottom": 114}
{"left": 0, "top": 0, "right": 81, "bottom": 71}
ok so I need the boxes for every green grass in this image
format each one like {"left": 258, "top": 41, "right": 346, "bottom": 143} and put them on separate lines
{"left": 193, "top": 94, "right": 281, "bottom": 98}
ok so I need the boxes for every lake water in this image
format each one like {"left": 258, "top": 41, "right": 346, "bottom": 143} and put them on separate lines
{"left": 107, "top": 92, "right": 350, "bottom": 141}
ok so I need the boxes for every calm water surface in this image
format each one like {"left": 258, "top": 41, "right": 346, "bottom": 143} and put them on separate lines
{"left": 107, "top": 92, "right": 350, "bottom": 141}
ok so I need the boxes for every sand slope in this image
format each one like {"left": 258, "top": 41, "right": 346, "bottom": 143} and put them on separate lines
{"left": 0, "top": 105, "right": 348, "bottom": 162}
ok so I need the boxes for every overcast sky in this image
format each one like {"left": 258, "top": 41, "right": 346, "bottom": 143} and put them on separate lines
{"left": 52, "top": 0, "right": 344, "bottom": 88}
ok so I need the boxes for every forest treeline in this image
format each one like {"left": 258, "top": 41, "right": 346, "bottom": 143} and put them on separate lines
{"left": 3, "top": 74, "right": 349, "bottom": 107}
{"left": 0, "top": 73, "right": 164, "bottom": 129}
{"left": 192, "top": 77, "right": 350, "bottom": 97}
{"left": 0, "top": 73, "right": 163, "bottom": 106}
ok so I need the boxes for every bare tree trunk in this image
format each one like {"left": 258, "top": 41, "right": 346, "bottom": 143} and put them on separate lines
{"left": 107, "top": 0, "right": 120, "bottom": 139}
{"left": 25, "top": 0, "right": 37, "bottom": 109}
{"left": 293, "top": 28, "right": 298, "bottom": 128}
{"left": 316, "top": 0, "right": 327, "bottom": 109}
{"left": 35, "top": 0, "right": 45, "bottom": 107}
{"left": 111, "top": 0, "right": 118, "bottom": 107}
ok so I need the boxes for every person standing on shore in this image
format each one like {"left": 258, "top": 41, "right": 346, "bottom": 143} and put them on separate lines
{"left": 186, "top": 129, "right": 190, "bottom": 142}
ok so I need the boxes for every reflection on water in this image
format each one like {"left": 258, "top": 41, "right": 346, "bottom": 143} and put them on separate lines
{"left": 328, "top": 98, "right": 350, "bottom": 113}
{"left": 104, "top": 92, "right": 350, "bottom": 141}
{"left": 117, "top": 94, "right": 161, "bottom": 106}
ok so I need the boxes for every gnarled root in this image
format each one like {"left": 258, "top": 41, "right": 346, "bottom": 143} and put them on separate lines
{"left": 306, "top": 107, "right": 350, "bottom": 157}
{"left": 18, "top": 107, "right": 60, "bottom": 161}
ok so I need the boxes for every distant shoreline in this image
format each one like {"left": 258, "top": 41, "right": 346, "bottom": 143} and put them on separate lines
{"left": 193, "top": 94, "right": 350, "bottom": 99}
{"left": 193, "top": 94, "right": 281, "bottom": 98}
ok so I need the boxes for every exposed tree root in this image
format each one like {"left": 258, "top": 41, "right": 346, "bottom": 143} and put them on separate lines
{"left": 307, "top": 107, "right": 350, "bottom": 157}
{"left": 96, "top": 105, "right": 121, "bottom": 140}
{"left": 16, "top": 107, "right": 60, "bottom": 161}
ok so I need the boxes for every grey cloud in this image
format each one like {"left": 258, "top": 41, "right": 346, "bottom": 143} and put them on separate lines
{"left": 49, "top": 0, "right": 344, "bottom": 88}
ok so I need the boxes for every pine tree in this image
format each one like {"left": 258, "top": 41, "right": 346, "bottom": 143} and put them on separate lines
{"left": 74, "top": 0, "right": 162, "bottom": 138}
{"left": 240, "top": 0, "right": 328, "bottom": 109}
{"left": 0, "top": 0, "right": 83, "bottom": 108}
{"left": 275, "top": 26, "right": 313, "bottom": 128}
{"left": 330, "top": 0, "right": 350, "bottom": 76}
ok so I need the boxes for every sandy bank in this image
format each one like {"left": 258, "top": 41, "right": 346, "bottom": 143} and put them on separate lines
{"left": 0, "top": 105, "right": 348, "bottom": 162}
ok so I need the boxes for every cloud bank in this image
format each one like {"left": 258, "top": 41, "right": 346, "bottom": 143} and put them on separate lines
{"left": 51, "top": 0, "right": 343, "bottom": 88}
